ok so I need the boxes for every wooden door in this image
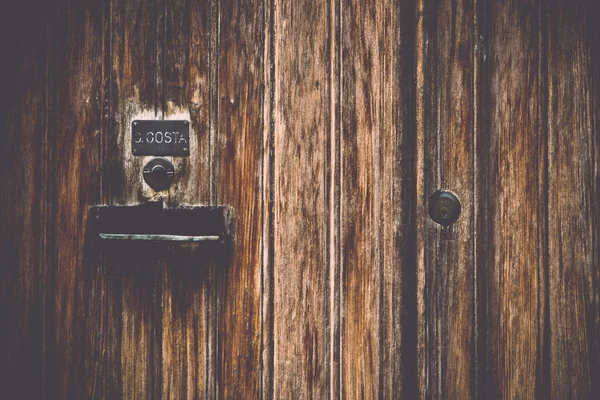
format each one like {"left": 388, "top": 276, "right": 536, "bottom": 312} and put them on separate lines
{"left": 1, "top": 0, "right": 599, "bottom": 399}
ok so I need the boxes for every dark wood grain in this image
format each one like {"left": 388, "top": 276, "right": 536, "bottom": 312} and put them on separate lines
{"left": 52, "top": 0, "right": 105, "bottom": 398}
{"left": 163, "top": 0, "right": 212, "bottom": 208}
{"left": 417, "top": 0, "right": 476, "bottom": 398}
{"left": 109, "top": 1, "right": 162, "bottom": 398}
{"left": 272, "top": 0, "right": 332, "bottom": 397}
{"left": 547, "top": 1, "right": 600, "bottom": 398}
{"left": 160, "top": 248, "right": 210, "bottom": 400}
{"left": 0, "top": 3, "right": 51, "bottom": 398}
{"left": 2, "top": 1, "right": 600, "bottom": 399}
{"left": 476, "top": 0, "right": 546, "bottom": 398}
{"left": 217, "top": 0, "right": 265, "bottom": 397}
{"left": 160, "top": 0, "right": 214, "bottom": 398}
{"left": 110, "top": 0, "right": 160, "bottom": 205}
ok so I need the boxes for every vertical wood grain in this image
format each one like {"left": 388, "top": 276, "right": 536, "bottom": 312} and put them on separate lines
{"left": 329, "top": 0, "right": 341, "bottom": 398}
{"left": 340, "top": 0, "right": 416, "bottom": 397}
{"left": 0, "top": 3, "right": 51, "bottom": 398}
{"left": 476, "top": 0, "right": 546, "bottom": 397}
{"left": 110, "top": 0, "right": 160, "bottom": 206}
{"left": 417, "top": 0, "right": 476, "bottom": 398}
{"left": 415, "top": 1, "right": 427, "bottom": 395}
{"left": 217, "top": 0, "right": 265, "bottom": 397}
{"left": 52, "top": 0, "right": 105, "bottom": 398}
{"left": 397, "top": 2, "right": 420, "bottom": 399}
{"left": 160, "top": 248, "right": 210, "bottom": 400}
{"left": 207, "top": 0, "right": 220, "bottom": 397}
{"left": 160, "top": 0, "right": 214, "bottom": 398}
{"left": 3, "top": 1, "right": 600, "bottom": 399}
{"left": 272, "top": 0, "right": 331, "bottom": 397}
{"left": 341, "top": 0, "right": 382, "bottom": 396}
{"left": 262, "top": 0, "right": 276, "bottom": 396}
{"left": 547, "top": 1, "right": 600, "bottom": 397}
{"left": 109, "top": 0, "right": 162, "bottom": 398}
{"left": 163, "top": 0, "right": 212, "bottom": 209}
{"left": 116, "top": 251, "right": 162, "bottom": 400}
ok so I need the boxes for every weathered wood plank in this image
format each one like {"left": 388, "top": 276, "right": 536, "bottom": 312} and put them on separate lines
{"left": 341, "top": 0, "right": 382, "bottom": 396}
{"left": 52, "top": 0, "right": 105, "bottom": 398}
{"left": 396, "top": 1, "right": 420, "bottom": 399}
{"left": 340, "top": 0, "right": 413, "bottom": 397}
{"left": 109, "top": 0, "right": 162, "bottom": 398}
{"left": 417, "top": 0, "right": 476, "bottom": 398}
{"left": 547, "top": 1, "right": 600, "bottom": 398}
{"left": 160, "top": 0, "right": 214, "bottom": 398}
{"left": 476, "top": 0, "right": 546, "bottom": 398}
{"left": 272, "top": 0, "right": 331, "bottom": 397}
{"left": 262, "top": 0, "right": 275, "bottom": 397}
{"left": 160, "top": 248, "right": 210, "bottom": 400}
{"left": 163, "top": 0, "right": 212, "bottom": 208}
{"left": 0, "top": 3, "right": 51, "bottom": 398}
{"left": 415, "top": 2, "right": 427, "bottom": 395}
{"left": 110, "top": 0, "right": 161, "bottom": 205}
{"left": 116, "top": 252, "right": 162, "bottom": 400}
{"left": 217, "top": 0, "right": 265, "bottom": 397}
{"left": 207, "top": 0, "right": 220, "bottom": 397}
{"left": 329, "top": 0, "right": 341, "bottom": 398}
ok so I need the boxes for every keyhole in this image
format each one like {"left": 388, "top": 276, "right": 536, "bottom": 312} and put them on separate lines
{"left": 429, "top": 191, "right": 461, "bottom": 226}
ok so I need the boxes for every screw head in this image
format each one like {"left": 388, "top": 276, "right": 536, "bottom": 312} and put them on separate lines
{"left": 429, "top": 190, "right": 461, "bottom": 226}
{"left": 133, "top": 121, "right": 138, "bottom": 126}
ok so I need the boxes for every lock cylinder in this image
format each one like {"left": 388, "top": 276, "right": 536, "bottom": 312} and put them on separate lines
{"left": 143, "top": 157, "right": 175, "bottom": 191}
{"left": 428, "top": 190, "right": 461, "bottom": 226}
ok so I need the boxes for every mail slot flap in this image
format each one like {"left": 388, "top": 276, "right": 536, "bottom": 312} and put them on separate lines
{"left": 90, "top": 202, "right": 231, "bottom": 241}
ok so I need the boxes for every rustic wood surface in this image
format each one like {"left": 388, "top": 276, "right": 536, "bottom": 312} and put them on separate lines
{"left": 417, "top": 0, "right": 476, "bottom": 398}
{"left": 341, "top": 0, "right": 416, "bottom": 397}
{"left": 52, "top": 1, "right": 105, "bottom": 398}
{"left": 272, "top": 0, "right": 331, "bottom": 398}
{"left": 547, "top": 1, "right": 600, "bottom": 398}
{"left": 109, "top": 1, "right": 162, "bottom": 399}
{"left": 0, "top": 2, "right": 50, "bottom": 399}
{"left": 160, "top": 0, "right": 213, "bottom": 398}
{"left": 476, "top": 1, "right": 546, "bottom": 398}
{"left": 216, "top": 0, "right": 264, "bottom": 397}
{"left": 1, "top": 0, "right": 599, "bottom": 399}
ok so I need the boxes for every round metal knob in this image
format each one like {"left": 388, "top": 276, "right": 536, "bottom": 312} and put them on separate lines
{"left": 429, "top": 190, "right": 461, "bottom": 226}
{"left": 143, "top": 158, "right": 175, "bottom": 191}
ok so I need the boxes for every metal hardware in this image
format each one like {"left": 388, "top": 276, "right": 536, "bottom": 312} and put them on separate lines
{"left": 99, "top": 234, "right": 220, "bottom": 242}
{"left": 90, "top": 202, "right": 231, "bottom": 245}
{"left": 429, "top": 190, "right": 461, "bottom": 226}
{"left": 132, "top": 120, "right": 191, "bottom": 156}
{"left": 143, "top": 157, "right": 175, "bottom": 191}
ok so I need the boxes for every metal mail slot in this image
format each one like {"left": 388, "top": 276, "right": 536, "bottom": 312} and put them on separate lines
{"left": 90, "top": 201, "right": 231, "bottom": 245}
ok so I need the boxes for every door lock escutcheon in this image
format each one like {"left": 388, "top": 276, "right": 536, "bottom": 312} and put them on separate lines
{"left": 143, "top": 157, "right": 175, "bottom": 191}
{"left": 429, "top": 190, "right": 461, "bottom": 226}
